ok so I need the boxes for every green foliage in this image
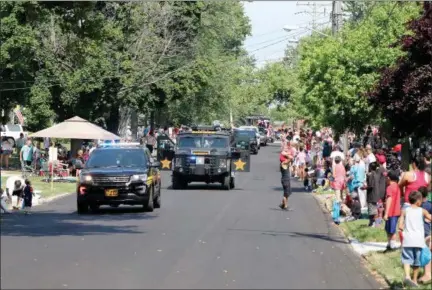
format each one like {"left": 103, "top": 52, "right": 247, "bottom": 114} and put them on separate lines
{"left": 293, "top": 2, "right": 421, "bottom": 135}
{"left": 1, "top": 1, "right": 252, "bottom": 131}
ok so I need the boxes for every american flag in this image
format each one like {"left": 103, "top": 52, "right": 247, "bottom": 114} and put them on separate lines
{"left": 14, "top": 107, "right": 24, "bottom": 125}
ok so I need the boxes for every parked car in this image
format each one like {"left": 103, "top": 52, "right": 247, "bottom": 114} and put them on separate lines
{"left": 0, "top": 124, "right": 25, "bottom": 147}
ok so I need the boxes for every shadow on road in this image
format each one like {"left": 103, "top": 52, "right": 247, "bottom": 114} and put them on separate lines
{"left": 227, "top": 228, "right": 348, "bottom": 244}
{"left": 271, "top": 186, "right": 305, "bottom": 193}
{"left": 166, "top": 184, "right": 244, "bottom": 191}
{"left": 0, "top": 208, "right": 153, "bottom": 237}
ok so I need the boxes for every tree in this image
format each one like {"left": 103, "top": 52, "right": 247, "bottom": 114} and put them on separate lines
{"left": 1, "top": 1, "right": 253, "bottom": 132}
{"left": 369, "top": 2, "right": 432, "bottom": 139}
{"left": 293, "top": 2, "right": 421, "bottom": 135}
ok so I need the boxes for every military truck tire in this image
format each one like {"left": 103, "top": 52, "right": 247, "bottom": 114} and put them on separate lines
{"left": 172, "top": 175, "right": 180, "bottom": 189}
{"left": 223, "top": 175, "right": 231, "bottom": 190}
{"left": 230, "top": 177, "right": 235, "bottom": 189}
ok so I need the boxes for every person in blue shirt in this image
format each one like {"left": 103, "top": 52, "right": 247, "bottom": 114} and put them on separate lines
{"left": 419, "top": 186, "right": 432, "bottom": 284}
{"left": 20, "top": 139, "right": 33, "bottom": 166}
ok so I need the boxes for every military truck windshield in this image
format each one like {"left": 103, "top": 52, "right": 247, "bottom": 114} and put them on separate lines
{"left": 234, "top": 130, "right": 255, "bottom": 138}
{"left": 86, "top": 148, "right": 148, "bottom": 168}
{"left": 178, "top": 135, "right": 228, "bottom": 149}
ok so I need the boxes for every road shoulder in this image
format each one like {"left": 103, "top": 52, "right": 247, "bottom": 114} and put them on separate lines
{"left": 311, "top": 191, "right": 389, "bottom": 289}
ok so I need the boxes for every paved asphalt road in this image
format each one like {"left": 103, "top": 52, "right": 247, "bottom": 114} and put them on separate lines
{"left": 1, "top": 144, "right": 382, "bottom": 289}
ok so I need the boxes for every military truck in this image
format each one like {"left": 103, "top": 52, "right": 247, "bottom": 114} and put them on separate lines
{"left": 157, "top": 125, "right": 251, "bottom": 190}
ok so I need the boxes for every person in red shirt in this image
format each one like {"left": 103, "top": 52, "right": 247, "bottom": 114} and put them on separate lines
{"left": 384, "top": 170, "right": 402, "bottom": 252}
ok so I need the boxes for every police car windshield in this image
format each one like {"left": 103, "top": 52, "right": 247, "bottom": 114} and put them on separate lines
{"left": 178, "top": 136, "right": 228, "bottom": 148}
{"left": 86, "top": 148, "right": 147, "bottom": 168}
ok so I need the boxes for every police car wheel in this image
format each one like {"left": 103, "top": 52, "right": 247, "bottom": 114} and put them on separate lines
{"left": 154, "top": 185, "right": 161, "bottom": 208}
{"left": 90, "top": 204, "right": 100, "bottom": 212}
{"left": 143, "top": 188, "right": 154, "bottom": 212}
{"left": 222, "top": 176, "right": 231, "bottom": 190}
{"left": 77, "top": 202, "right": 89, "bottom": 214}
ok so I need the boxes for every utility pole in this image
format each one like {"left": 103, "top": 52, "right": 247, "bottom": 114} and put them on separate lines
{"left": 331, "top": 1, "right": 343, "bottom": 36}
{"left": 295, "top": 1, "right": 330, "bottom": 30}
{"left": 331, "top": 1, "right": 348, "bottom": 153}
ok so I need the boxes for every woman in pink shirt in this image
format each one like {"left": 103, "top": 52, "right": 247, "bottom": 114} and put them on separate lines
{"left": 399, "top": 156, "right": 430, "bottom": 207}
{"left": 332, "top": 156, "right": 346, "bottom": 201}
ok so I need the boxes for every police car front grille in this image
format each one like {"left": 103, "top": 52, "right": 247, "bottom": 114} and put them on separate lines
{"left": 93, "top": 176, "right": 130, "bottom": 184}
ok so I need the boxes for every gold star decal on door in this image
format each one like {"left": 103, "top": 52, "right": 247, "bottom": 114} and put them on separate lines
{"left": 233, "top": 159, "right": 246, "bottom": 171}
{"left": 161, "top": 158, "right": 171, "bottom": 169}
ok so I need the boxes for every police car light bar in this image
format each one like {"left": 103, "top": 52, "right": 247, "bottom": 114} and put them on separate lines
{"left": 97, "top": 141, "right": 141, "bottom": 147}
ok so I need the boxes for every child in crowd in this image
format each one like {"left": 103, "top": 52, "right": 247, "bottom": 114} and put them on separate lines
{"left": 23, "top": 179, "right": 34, "bottom": 215}
{"left": 398, "top": 191, "right": 432, "bottom": 288}
{"left": 419, "top": 186, "right": 432, "bottom": 284}
{"left": 383, "top": 170, "right": 402, "bottom": 252}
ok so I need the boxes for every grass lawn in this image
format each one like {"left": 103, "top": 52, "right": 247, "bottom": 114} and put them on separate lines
{"left": 340, "top": 219, "right": 389, "bottom": 243}
{"left": 367, "top": 250, "right": 431, "bottom": 290}
{"left": 1, "top": 173, "right": 76, "bottom": 198}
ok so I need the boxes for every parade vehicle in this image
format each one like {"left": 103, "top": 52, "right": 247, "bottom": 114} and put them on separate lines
{"left": 258, "top": 127, "right": 269, "bottom": 146}
{"left": 238, "top": 125, "right": 261, "bottom": 150}
{"left": 157, "top": 125, "right": 251, "bottom": 190}
{"left": 76, "top": 142, "right": 162, "bottom": 214}
{"left": 232, "top": 129, "right": 259, "bottom": 154}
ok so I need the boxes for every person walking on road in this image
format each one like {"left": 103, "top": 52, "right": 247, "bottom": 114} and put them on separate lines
{"left": 145, "top": 130, "right": 157, "bottom": 154}
{"left": 279, "top": 143, "right": 295, "bottom": 210}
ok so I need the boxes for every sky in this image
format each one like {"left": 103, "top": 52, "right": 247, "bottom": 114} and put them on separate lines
{"left": 242, "top": 1, "right": 332, "bottom": 67}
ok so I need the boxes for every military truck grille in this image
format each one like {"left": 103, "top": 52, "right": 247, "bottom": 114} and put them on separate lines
{"left": 184, "top": 156, "right": 217, "bottom": 166}
{"left": 92, "top": 176, "right": 130, "bottom": 184}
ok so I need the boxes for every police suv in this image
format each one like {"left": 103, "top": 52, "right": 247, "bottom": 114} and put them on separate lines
{"left": 77, "top": 142, "right": 162, "bottom": 213}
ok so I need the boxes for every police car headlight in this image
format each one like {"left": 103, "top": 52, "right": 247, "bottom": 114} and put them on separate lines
{"left": 219, "top": 159, "right": 227, "bottom": 168}
{"left": 80, "top": 175, "right": 92, "bottom": 183}
{"left": 131, "top": 174, "right": 147, "bottom": 181}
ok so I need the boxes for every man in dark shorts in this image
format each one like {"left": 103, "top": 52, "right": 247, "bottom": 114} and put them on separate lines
{"left": 279, "top": 143, "right": 294, "bottom": 210}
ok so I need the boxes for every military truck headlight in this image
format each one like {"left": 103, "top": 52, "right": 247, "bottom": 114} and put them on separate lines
{"left": 219, "top": 159, "right": 227, "bottom": 168}
{"left": 131, "top": 174, "right": 147, "bottom": 181}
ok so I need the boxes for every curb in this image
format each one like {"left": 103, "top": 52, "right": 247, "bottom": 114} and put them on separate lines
{"left": 311, "top": 192, "right": 390, "bottom": 289}
{"left": 39, "top": 192, "right": 73, "bottom": 205}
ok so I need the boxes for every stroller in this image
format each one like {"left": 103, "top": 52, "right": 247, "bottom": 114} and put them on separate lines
{"left": 21, "top": 161, "right": 38, "bottom": 179}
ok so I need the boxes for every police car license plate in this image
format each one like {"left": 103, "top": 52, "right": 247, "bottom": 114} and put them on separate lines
{"left": 196, "top": 157, "right": 205, "bottom": 165}
{"left": 105, "top": 189, "right": 118, "bottom": 197}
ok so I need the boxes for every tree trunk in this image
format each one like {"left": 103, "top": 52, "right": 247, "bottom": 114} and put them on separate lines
{"left": 106, "top": 106, "right": 120, "bottom": 135}
{"left": 118, "top": 106, "right": 132, "bottom": 138}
